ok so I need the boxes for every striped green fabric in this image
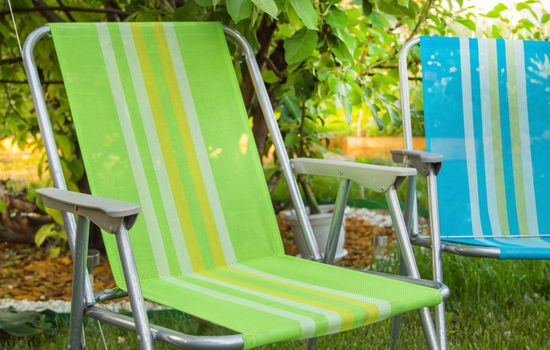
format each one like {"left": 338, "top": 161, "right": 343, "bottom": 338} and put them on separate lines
{"left": 51, "top": 22, "right": 442, "bottom": 348}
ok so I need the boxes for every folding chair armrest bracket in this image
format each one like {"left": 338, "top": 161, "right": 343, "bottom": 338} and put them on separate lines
{"left": 37, "top": 187, "right": 140, "bottom": 234}
{"left": 390, "top": 149, "right": 443, "bottom": 176}
{"left": 290, "top": 158, "right": 416, "bottom": 193}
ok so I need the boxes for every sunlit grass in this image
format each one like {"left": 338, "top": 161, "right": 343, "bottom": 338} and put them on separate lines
{"left": 1, "top": 250, "right": 548, "bottom": 349}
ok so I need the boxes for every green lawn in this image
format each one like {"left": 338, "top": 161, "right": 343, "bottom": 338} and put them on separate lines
{"left": 1, "top": 249, "right": 549, "bottom": 349}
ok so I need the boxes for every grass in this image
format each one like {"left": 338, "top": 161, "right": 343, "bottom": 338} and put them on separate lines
{"left": 1, "top": 249, "right": 548, "bottom": 349}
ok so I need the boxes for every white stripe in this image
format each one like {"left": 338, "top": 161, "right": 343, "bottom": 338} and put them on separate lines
{"left": 119, "top": 23, "right": 193, "bottom": 273}
{"left": 478, "top": 39, "right": 502, "bottom": 236}
{"left": 233, "top": 264, "right": 392, "bottom": 321}
{"left": 190, "top": 273, "right": 342, "bottom": 333}
{"left": 513, "top": 40, "right": 540, "bottom": 237}
{"left": 162, "top": 23, "right": 237, "bottom": 264}
{"left": 96, "top": 24, "right": 169, "bottom": 276}
{"left": 161, "top": 276, "right": 316, "bottom": 338}
{"left": 459, "top": 38, "right": 483, "bottom": 236}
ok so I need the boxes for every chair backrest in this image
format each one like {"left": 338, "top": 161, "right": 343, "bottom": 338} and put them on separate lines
{"left": 50, "top": 22, "right": 284, "bottom": 284}
{"left": 419, "top": 36, "right": 549, "bottom": 239}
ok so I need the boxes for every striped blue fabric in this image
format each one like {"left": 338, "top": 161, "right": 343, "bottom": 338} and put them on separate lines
{"left": 420, "top": 36, "right": 550, "bottom": 259}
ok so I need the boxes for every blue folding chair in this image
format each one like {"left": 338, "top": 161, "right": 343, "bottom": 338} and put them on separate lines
{"left": 394, "top": 36, "right": 550, "bottom": 349}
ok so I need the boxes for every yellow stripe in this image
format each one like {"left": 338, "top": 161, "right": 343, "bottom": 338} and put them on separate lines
{"left": 130, "top": 25, "right": 206, "bottom": 270}
{"left": 201, "top": 270, "right": 356, "bottom": 330}
{"left": 227, "top": 266, "right": 380, "bottom": 323}
{"left": 150, "top": 24, "right": 227, "bottom": 268}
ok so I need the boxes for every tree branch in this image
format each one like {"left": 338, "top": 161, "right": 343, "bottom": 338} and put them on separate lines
{"left": 0, "top": 57, "right": 22, "bottom": 65}
{"left": 31, "top": 0, "right": 65, "bottom": 22}
{"left": 0, "top": 80, "right": 62, "bottom": 84}
{"left": 0, "top": 6, "right": 129, "bottom": 17}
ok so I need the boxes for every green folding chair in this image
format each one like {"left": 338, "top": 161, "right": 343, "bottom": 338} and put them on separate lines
{"left": 23, "top": 22, "right": 447, "bottom": 350}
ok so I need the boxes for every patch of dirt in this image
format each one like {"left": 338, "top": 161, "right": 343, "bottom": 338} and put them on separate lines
{"left": 278, "top": 215, "right": 395, "bottom": 268}
{"left": 0, "top": 243, "right": 115, "bottom": 301}
{"left": 0, "top": 217, "right": 394, "bottom": 301}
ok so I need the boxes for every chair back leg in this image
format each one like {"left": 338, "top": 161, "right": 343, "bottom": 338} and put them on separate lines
{"left": 386, "top": 187, "right": 440, "bottom": 350}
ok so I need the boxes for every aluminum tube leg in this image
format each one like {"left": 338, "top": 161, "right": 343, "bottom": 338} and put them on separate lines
{"left": 306, "top": 179, "right": 351, "bottom": 350}
{"left": 386, "top": 187, "right": 439, "bottom": 350}
{"left": 389, "top": 254, "right": 407, "bottom": 350}
{"left": 427, "top": 170, "right": 447, "bottom": 350}
{"left": 403, "top": 175, "right": 416, "bottom": 235}
{"left": 116, "top": 226, "right": 154, "bottom": 350}
{"left": 23, "top": 26, "right": 95, "bottom": 306}
{"left": 69, "top": 216, "right": 90, "bottom": 350}
{"left": 324, "top": 179, "right": 351, "bottom": 264}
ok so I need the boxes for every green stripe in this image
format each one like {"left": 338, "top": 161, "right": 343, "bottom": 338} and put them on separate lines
{"left": 505, "top": 41, "right": 529, "bottom": 235}
{"left": 487, "top": 40, "right": 510, "bottom": 236}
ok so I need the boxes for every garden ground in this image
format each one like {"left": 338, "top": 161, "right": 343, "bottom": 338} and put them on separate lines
{"left": 1, "top": 217, "right": 549, "bottom": 349}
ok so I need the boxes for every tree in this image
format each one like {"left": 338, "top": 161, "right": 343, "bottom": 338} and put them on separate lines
{"left": 1, "top": 0, "right": 547, "bottom": 198}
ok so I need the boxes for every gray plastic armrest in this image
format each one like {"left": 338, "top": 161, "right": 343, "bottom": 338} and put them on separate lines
{"left": 390, "top": 149, "right": 443, "bottom": 176}
{"left": 37, "top": 188, "right": 141, "bottom": 234}
{"left": 290, "top": 158, "right": 416, "bottom": 193}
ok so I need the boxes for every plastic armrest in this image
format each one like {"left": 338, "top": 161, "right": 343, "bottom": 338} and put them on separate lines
{"left": 37, "top": 187, "right": 141, "bottom": 234}
{"left": 290, "top": 158, "right": 416, "bottom": 193}
{"left": 390, "top": 149, "right": 443, "bottom": 176}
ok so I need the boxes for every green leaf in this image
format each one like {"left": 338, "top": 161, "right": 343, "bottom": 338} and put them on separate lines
{"left": 486, "top": 3, "right": 507, "bottom": 18}
{"left": 289, "top": 0, "right": 318, "bottom": 30}
{"left": 284, "top": 29, "right": 318, "bottom": 65}
{"left": 325, "top": 7, "right": 347, "bottom": 29}
{"left": 327, "top": 36, "right": 352, "bottom": 62}
{"left": 542, "top": 13, "right": 550, "bottom": 24}
{"left": 362, "top": 0, "right": 374, "bottom": 15}
{"left": 227, "top": 0, "right": 253, "bottom": 23}
{"left": 0, "top": 310, "right": 53, "bottom": 336}
{"left": 397, "top": 0, "right": 409, "bottom": 7}
{"left": 262, "top": 68, "right": 279, "bottom": 83}
{"left": 194, "top": 0, "right": 215, "bottom": 6}
{"left": 44, "top": 207, "right": 64, "bottom": 226}
{"left": 251, "top": 0, "right": 278, "bottom": 18}
{"left": 456, "top": 18, "right": 476, "bottom": 31}
{"left": 365, "top": 99, "right": 384, "bottom": 130}
{"left": 34, "top": 224, "right": 56, "bottom": 247}
{"left": 173, "top": 2, "right": 210, "bottom": 21}
{"left": 56, "top": 134, "right": 74, "bottom": 159}
{"left": 284, "top": 132, "right": 298, "bottom": 148}
{"left": 0, "top": 199, "right": 6, "bottom": 214}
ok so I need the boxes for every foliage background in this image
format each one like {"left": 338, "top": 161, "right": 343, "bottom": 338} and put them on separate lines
{"left": 0, "top": 0, "right": 548, "bottom": 194}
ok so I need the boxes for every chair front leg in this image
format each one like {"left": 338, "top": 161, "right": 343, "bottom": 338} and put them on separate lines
{"left": 115, "top": 225, "right": 154, "bottom": 350}
{"left": 386, "top": 186, "right": 440, "bottom": 350}
{"left": 427, "top": 169, "right": 447, "bottom": 350}
{"left": 69, "top": 216, "right": 90, "bottom": 349}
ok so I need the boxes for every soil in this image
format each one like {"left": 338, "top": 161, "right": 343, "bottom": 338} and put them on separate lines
{"left": 0, "top": 217, "right": 394, "bottom": 302}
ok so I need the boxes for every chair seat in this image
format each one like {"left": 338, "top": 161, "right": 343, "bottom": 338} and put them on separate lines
{"left": 140, "top": 255, "right": 442, "bottom": 349}
{"left": 442, "top": 237, "right": 550, "bottom": 260}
